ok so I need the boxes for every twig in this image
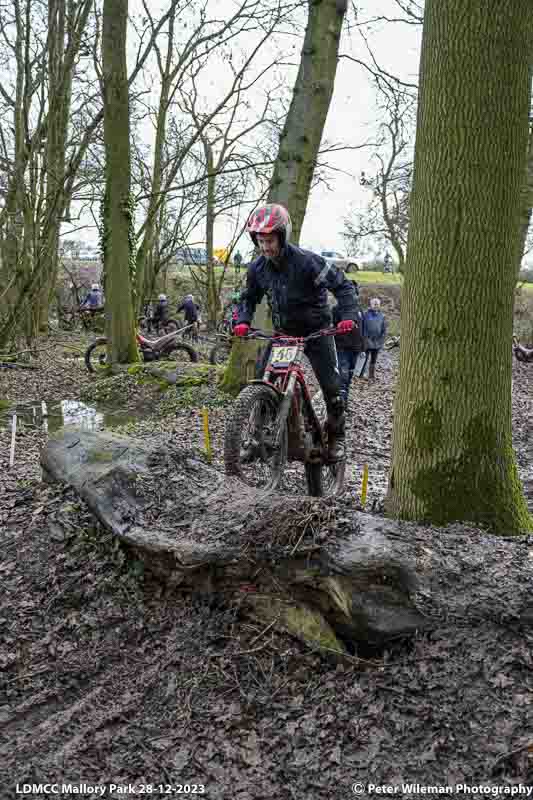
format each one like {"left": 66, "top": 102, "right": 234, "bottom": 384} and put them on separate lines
{"left": 4, "top": 665, "right": 52, "bottom": 684}
{"left": 249, "top": 618, "right": 277, "bottom": 646}
{"left": 232, "top": 639, "right": 273, "bottom": 656}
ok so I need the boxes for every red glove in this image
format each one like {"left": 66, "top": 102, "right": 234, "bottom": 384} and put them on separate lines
{"left": 336, "top": 320, "right": 355, "bottom": 334}
{"left": 233, "top": 323, "right": 250, "bottom": 337}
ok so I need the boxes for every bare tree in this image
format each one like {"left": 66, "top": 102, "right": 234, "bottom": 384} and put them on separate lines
{"left": 101, "top": 0, "right": 139, "bottom": 365}
{"left": 180, "top": 61, "right": 280, "bottom": 327}
{"left": 341, "top": 32, "right": 417, "bottom": 269}
{"left": 344, "top": 86, "right": 414, "bottom": 269}
{"left": 0, "top": 0, "right": 176, "bottom": 349}
{"left": 131, "top": 0, "right": 294, "bottom": 312}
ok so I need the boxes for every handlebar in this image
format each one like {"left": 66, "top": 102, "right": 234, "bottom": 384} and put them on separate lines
{"left": 243, "top": 327, "right": 338, "bottom": 344}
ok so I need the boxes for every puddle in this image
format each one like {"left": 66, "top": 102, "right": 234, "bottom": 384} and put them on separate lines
{"left": 1, "top": 399, "right": 141, "bottom": 433}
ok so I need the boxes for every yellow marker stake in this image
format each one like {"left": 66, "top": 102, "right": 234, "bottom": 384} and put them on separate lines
{"left": 202, "top": 407, "right": 212, "bottom": 462}
{"left": 361, "top": 463, "right": 369, "bottom": 506}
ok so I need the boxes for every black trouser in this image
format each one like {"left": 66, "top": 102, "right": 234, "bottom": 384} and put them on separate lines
{"left": 359, "top": 348, "right": 379, "bottom": 376}
{"left": 337, "top": 349, "right": 360, "bottom": 403}
{"left": 257, "top": 334, "right": 342, "bottom": 415}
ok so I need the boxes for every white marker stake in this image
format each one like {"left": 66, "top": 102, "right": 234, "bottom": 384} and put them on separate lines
{"left": 9, "top": 414, "right": 17, "bottom": 468}
{"left": 41, "top": 401, "right": 48, "bottom": 433}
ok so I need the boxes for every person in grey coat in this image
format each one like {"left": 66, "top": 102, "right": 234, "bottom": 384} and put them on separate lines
{"left": 361, "top": 297, "right": 387, "bottom": 380}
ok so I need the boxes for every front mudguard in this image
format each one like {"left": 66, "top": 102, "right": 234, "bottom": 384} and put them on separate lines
{"left": 245, "top": 378, "right": 283, "bottom": 397}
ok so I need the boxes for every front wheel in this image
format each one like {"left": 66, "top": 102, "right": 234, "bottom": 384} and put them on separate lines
{"left": 85, "top": 338, "right": 108, "bottom": 374}
{"left": 224, "top": 383, "right": 287, "bottom": 490}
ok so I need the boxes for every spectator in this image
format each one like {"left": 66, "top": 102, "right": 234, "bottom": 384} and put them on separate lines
{"left": 361, "top": 298, "right": 387, "bottom": 380}
{"left": 233, "top": 250, "right": 243, "bottom": 276}
{"left": 152, "top": 294, "right": 169, "bottom": 329}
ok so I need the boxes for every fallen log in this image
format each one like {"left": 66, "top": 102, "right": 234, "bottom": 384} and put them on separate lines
{"left": 41, "top": 429, "right": 533, "bottom": 653}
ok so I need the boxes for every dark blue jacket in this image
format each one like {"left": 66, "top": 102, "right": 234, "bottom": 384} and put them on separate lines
{"left": 177, "top": 298, "right": 199, "bottom": 323}
{"left": 237, "top": 244, "right": 357, "bottom": 335}
{"left": 363, "top": 309, "right": 387, "bottom": 349}
{"left": 153, "top": 299, "right": 169, "bottom": 322}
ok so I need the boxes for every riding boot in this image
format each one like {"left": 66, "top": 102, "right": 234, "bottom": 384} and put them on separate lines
{"left": 369, "top": 363, "right": 376, "bottom": 380}
{"left": 327, "top": 410, "right": 346, "bottom": 462}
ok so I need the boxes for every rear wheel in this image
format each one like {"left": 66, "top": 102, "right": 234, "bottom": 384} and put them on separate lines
{"left": 303, "top": 409, "right": 345, "bottom": 497}
{"left": 305, "top": 458, "right": 345, "bottom": 497}
{"left": 224, "top": 383, "right": 287, "bottom": 490}
{"left": 166, "top": 342, "right": 198, "bottom": 362}
{"left": 85, "top": 338, "right": 108, "bottom": 374}
{"left": 162, "top": 319, "right": 179, "bottom": 334}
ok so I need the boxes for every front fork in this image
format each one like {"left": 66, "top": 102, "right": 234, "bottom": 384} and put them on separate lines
{"left": 273, "top": 371, "right": 298, "bottom": 452}
{"left": 274, "top": 372, "right": 322, "bottom": 462}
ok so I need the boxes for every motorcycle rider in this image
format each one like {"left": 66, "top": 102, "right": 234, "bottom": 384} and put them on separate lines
{"left": 177, "top": 293, "right": 201, "bottom": 340}
{"left": 234, "top": 203, "right": 357, "bottom": 461}
{"left": 177, "top": 294, "right": 200, "bottom": 323}
{"left": 152, "top": 293, "right": 169, "bottom": 330}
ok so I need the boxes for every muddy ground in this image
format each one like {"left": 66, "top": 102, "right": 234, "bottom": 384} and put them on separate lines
{"left": 1, "top": 330, "right": 533, "bottom": 798}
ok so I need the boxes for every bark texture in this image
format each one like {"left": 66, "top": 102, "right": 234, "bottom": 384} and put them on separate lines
{"left": 268, "top": 0, "right": 347, "bottom": 243}
{"left": 385, "top": 0, "right": 533, "bottom": 534}
{"left": 102, "top": 0, "right": 139, "bottom": 365}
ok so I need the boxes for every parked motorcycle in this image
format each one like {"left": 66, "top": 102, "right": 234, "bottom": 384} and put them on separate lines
{"left": 85, "top": 327, "right": 198, "bottom": 373}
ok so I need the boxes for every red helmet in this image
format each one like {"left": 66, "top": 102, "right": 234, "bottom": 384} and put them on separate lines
{"left": 247, "top": 204, "right": 292, "bottom": 247}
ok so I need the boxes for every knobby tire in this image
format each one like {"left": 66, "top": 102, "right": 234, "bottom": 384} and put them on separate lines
{"left": 85, "top": 337, "right": 108, "bottom": 374}
{"left": 224, "top": 383, "right": 286, "bottom": 490}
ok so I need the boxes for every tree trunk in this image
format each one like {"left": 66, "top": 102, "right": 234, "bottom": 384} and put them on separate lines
{"left": 223, "top": 0, "right": 348, "bottom": 388}
{"left": 37, "top": 0, "right": 70, "bottom": 332}
{"left": 220, "top": 298, "right": 272, "bottom": 395}
{"left": 385, "top": 0, "right": 532, "bottom": 534}
{"left": 268, "top": 0, "right": 347, "bottom": 243}
{"left": 0, "top": 0, "right": 28, "bottom": 331}
{"left": 102, "top": 0, "right": 139, "bottom": 365}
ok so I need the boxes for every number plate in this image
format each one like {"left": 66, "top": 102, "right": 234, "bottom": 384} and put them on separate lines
{"left": 270, "top": 345, "right": 298, "bottom": 366}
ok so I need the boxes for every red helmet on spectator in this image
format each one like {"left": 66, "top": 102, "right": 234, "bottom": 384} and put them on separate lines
{"left": 247, "top": 204, "right": 292, "bottom": 247}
